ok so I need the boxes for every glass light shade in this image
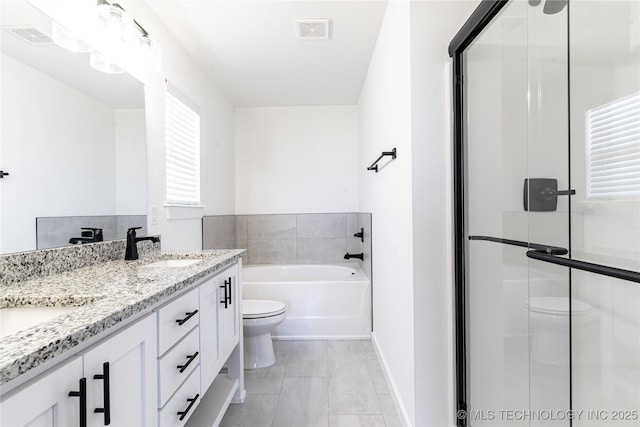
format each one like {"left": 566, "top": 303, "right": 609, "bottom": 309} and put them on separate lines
{"left": 51, "top": 22, "right": 92, "bottom": 53}
{"left": 96, "top": 3, "right": 134, "bottom": 42}
{"left": 90, "top": 50, "right": 124, "bottom": 74}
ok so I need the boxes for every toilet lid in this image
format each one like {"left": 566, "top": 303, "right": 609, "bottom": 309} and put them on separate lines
{"left": 526, "top": 297, "right": 592, "bottom": 316}
{"left": 243, "top": 300, "right": 286, "bottom": 319}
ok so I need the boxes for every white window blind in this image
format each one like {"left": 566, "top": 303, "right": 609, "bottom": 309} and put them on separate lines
{"left": 165, "top": 90, "right": 200, "bottom": 205}
{"left": 586, "top": 91, "right": 640, "bottom": 199}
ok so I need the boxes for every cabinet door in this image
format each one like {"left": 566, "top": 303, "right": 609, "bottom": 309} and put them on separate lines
{"left": 83, "top": 314, "right": 157, "bottom": 427}
{"left": 219, "top": 263, "right": 240, "bottom": 360}
{"left": 199, "top": 273, "right": 221, "bottom": 392}
{"left": 0, "top": 357, "right": 83, "bottom": 427}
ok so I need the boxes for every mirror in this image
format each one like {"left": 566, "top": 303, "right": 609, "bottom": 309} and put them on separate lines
{"left": 0, "top": 0, "right": 147, "bottom": 254}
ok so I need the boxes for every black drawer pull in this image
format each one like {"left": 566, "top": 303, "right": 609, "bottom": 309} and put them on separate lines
{"left": 68, "top": 377, "right": 87, "bottom": 427}
{"left": 177, "top": 394, "right": 200, "bottom": 421}
{"left": 220, "top": 284, "right": 228, "bottom": 309}
{"left": 225, "top": 278, "right": 232, "bottom": 305}
{"left": 176, "top": 310, "right": 198, "bottom": 326}
{"left": 177, "top": 352, "right": 199, "bottom": 373}
{"left": 93, "top": 362, "right": 111, "bottom": 425}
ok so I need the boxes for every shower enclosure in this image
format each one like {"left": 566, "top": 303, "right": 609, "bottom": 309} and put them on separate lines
{"left": 449, "top": 0, "right": 639, "bottom": 426}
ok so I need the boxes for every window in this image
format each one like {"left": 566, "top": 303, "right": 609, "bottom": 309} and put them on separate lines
{"left": 165, "top": 90, "right": 201, "bottom": 205}
{"left": 586, "top": 91, "right": 640, "bottom": 199}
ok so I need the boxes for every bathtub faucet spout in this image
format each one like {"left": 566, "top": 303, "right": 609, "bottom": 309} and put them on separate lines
{"left": 344, "top": 252, "right": 364, "bottom": 260}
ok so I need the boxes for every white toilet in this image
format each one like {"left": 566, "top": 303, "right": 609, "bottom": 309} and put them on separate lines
{"left": 526, "top": 296, "right": 593, "bottom": 366}
{"left": 243, "top": 299, "right": 287, "bottom": 369}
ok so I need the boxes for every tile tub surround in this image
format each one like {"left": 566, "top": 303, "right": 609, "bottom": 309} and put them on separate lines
{"left": 36, "top": 215, "right": 147, "bottom": 250}
{"left": 0, "top": 249, "right": 245, "bottom": 386}
{"left": 203, "top": 213, "right": 372, "bottom": 277}
{"left": 0, "top": 238, "right": 160, "bottom": 285}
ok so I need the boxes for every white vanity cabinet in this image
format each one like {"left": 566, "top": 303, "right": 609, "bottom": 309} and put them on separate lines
{"left": 155, "top": 287, "right": 201, "bottom": 426}
{"left": 0, "top": 314, "right": 157, "bottom": 427}
{"left": 0, "top": 357, "right": 83, "bottom": 427}
{"left": 84, "top": 314, "right": 157, "bottom": 427}
{"left": 186, "top": 261, "right": 244, "bottom": 427}
{"left": 218, "top": 263, "right": 241, "bottom": 363}
{"left": 199, "top": 262, "right": 240, "bottom": 391}
{"left": 156, "top": 260, "right": 244, "bottom": 427}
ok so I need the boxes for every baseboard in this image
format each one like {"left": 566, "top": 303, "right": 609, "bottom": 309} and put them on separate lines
{"left": 371, "top": 332, "right": 411, "bottom": 427}
{"left": 272, "top": 334, "right": 371, "bottom": 340}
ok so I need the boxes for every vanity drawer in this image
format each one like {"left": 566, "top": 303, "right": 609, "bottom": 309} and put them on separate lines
{"left": 159, "top": 366, "right": 201, "bottom": 427}
{"left": 158, "top": 288, "right": 199, "bottom": 355}
{"left": 158, "top": 326, "right": 200, "bottom": 407}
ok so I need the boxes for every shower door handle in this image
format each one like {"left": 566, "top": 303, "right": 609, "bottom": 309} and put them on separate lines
{"left": 526, "top": 250, "right": 640, "bottom": 284}
{"left": 469, "top": 235, "right": 568, "bottom": 255}
{"left": 524, "top": 178, "right": 575, "bottom": 211}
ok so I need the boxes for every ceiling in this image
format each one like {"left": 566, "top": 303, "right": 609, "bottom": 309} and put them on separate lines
{"left": 147, "top": 1, "right": 388, "bottom": 107}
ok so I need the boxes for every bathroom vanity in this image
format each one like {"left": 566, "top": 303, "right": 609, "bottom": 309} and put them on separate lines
{"left": 0, "top": 246, "right": 245, "bottom": 427}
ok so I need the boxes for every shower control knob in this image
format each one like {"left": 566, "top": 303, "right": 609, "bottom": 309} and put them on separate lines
{"left": 0, "top": 170, "right": 9, "bottom": 178}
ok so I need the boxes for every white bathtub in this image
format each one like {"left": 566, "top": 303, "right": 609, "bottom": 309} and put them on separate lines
{"left": 242, "top": 264, "right": 371, "bottom": 339}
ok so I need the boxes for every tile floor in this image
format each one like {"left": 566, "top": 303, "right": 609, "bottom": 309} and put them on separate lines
{"left": 220, "top": 340, "right": 402, "bottom": 427}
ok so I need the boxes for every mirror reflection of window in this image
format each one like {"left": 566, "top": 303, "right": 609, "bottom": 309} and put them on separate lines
{"left": 585, "top": 91, "right": 640, "bottom": 199}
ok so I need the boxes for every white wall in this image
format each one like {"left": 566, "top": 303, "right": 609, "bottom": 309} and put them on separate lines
{"left": 121, "top": 1, "right": 236, "bottom": 251}
{"left": 409, "top": 2, "right": 480, "bottom": 426}
{"left": 0, "top": 53, "right": 116, "bottom": 253}
{"left": 358, "top": 2, "right": 415, "bottom": 424}
{"left": 235, "top": 106, "right": 359, "bottom": 214}
{"left": 359, "top": 1, "right": 479, "bottom": 425}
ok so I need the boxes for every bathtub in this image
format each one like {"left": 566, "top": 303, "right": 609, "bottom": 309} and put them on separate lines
{"left": 242, "top": 264, "right": 371, "bottom": 339}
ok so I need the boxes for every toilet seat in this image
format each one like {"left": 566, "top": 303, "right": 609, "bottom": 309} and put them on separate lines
{"left": 243, "top": 299, "right": 286, "bottom": 319}
{"left": 526, "top": 296, "right": 592, "bottom": 316}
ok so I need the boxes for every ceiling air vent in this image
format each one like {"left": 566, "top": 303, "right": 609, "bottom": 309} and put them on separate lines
{"left": 295, "top": 19, "right": 331, "bottom": 40}
{"left": 2, "top": 26, "right": 53, "bottom": 45}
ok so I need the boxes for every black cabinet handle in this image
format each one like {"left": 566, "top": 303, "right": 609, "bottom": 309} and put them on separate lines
{"left": 177, "top": 394, "right": 199, "bottom": 421}
{"left": 176, "top": 310, "right": 198, "bottom": 326}
{"left": 225, "top": 278, "right": 232, "bottom": 305}
{"left": 177, "top": 352, "right": 199, "bottom": 373}
{"left": 69, "top": 378, "right": 87, "bottom": 427}
{"left": 93, "top": 362, "right": 111, "bottom": 425}
{"left": 220, "top": 283, "right": 228, "bottom": 309}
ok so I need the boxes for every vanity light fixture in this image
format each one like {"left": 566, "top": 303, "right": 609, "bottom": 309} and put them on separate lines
{"left": 92, "top": 0, "right": 161, "bottom": 74}
{"left": 52, "top": 0, "right": 161, "bottom": 75}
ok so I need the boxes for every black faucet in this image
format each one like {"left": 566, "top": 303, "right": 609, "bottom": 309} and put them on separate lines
{"left": 69, "top": 227, "right": 104, "bottom": 244}
{"left": 344, "top": 252, "right": 364, "bottom": 260}
{"left": 125, "top": 227, "right": 160, "bottom": 260}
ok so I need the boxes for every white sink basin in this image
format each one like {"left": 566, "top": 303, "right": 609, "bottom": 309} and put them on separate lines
{"left": 142, "top": 259, "right": 202, "bottom": 268}
{"left": 0, "top": 306, "right": 81, "bottom": 338}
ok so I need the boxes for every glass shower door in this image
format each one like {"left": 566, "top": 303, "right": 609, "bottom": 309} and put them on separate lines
{"left": 565, "top": 0, "right": 640, "bottom": 424}
{"left": 459, "top": 0, "right": 639, "bottom": 426}
{"left": 526, "top": 0, "right": 571, "bottom": 424}
{"left": 464, "top": 1, "right": 534, "bottom": 425}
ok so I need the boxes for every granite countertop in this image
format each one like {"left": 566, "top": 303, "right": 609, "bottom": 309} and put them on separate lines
{"left": 0, "top": 249, "right": 245, "bottom": 386}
